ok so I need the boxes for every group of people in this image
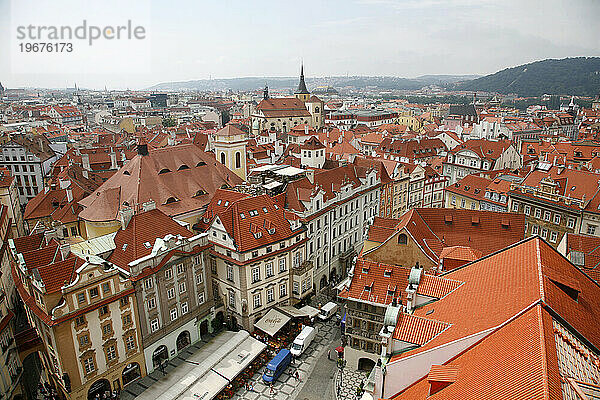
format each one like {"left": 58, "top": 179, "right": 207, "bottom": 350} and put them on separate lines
{"left": 92, "top": 391, "right": 120, "bottom": 400}
{"left": 38, "top": 382, "right": 61, "bottom": 400}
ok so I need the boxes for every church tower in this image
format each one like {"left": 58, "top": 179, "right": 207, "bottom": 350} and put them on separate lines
{"left": 294, "top": 64, "right": 310, "bottom": 102}
{"left": 213, "top": 125, "right": 247, "bottom": 181}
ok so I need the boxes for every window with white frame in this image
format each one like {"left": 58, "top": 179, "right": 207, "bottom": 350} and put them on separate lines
{"left": 227, "top": 265, "right": 234, "bottom": 282}
{"left": 251, "top": 267, "right": 260, "bottom": 283}
{"left": 265, "top": 262, "right": 273, "bottom": 278}
{"left": 534, "top": 208, "right": 542, "bottom": 218}
{"left": 125, "top": 335, "right": 136, "bottom": 351}
{"left": 532, "top": 225, "right": 539, "bottom": 234}
{"left": 567, "top": 218, "right": 575, "bottom": 229}
{"left": 150, "top": 318, "right": 159, "bottom": 332}
{"left": 147, "top": 297, "right": 156, "bottom": 310}
{"left": 181, "top": 302, "right": 188, "bottom": 314}
{"left": 279, "top": 258, "right": 286, "bottom": 273}
{"left": 228, "top": 291, "right": 235, "bottom": 308}
{"left": 144, "top": 278, "right": 153, "bottom": 290}
{"left": 176, "top": 263, "right": 185, "bottom": 275}
{"left": 164, "top": 268, "right": 173, "bottom": 279}
{"left": 196, "top": 273, "right": 203, "bottom": 285}
{"left": 167, "top": 288, "right": 175, "bottom": 299}
{"left": 179, "top": 282, "right": 186, "bottom": 294}
{"left": 512, "top": 202, "right": 519, "bottom": 212}
{"left": 550, "top": 231, "right": 558, "bottom": 243}
{"left": 106, "top": 345, "right": 116, "bottom": 362}
{"left": 267, "top": 288, "right": 274, "bottom": 303}
{"left": 194, "top": 255, "right": 201, "bottom": 265}
{"left": 279, "top": 283, "right": 287, "bottom": 298}
{"left": 83, "top": 357, "right": 95, "bottom": 374}
{"left": 253, "top": 293, "right": 261, "bottom": 309}
{"left": 198, "top": 292, "right": 205, "bottom": 304}
{"left": 587, "top": 224, "right": 597, "bottom": 235}
{"left": 170, "top": 308, "right": 178, "bottom": 321}
{"left": 543, "top": 211, "right": 551, "bottom": 221}
{"left": 541, "top": 228, "right": 548, "bottom": 239}
{"left": 553, "top": 214, "right": 561, "bottom": 224}
{"left": 524, "top": 205, "right": 531, "bottom": 215}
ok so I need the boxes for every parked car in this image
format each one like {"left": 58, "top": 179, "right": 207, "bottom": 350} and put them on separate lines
{"left": 290, "top": 326, "right": 317, "bottom": 357}
{"left": 263, "top": 349, "right": 292, "bottom": 383}
{"left": 318, "top": 302, "right": 339, "bottom": 320}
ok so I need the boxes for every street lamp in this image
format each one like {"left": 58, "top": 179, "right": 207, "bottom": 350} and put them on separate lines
{"left": 336, "top": 357, "right": 347, "bottom": 396}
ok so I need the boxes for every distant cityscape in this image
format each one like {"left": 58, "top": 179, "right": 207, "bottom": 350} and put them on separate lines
{"left": 0, "top": 50, "right": 599, "bottom": 400}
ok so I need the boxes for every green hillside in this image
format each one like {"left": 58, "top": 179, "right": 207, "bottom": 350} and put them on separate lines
{"left": 454, "top": 57, "right": 600, "bottom": 97}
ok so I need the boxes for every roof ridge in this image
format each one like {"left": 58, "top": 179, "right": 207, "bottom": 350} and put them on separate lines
{"left": 536, "top": 237, "right": 545, "bottom": 302}
{"left": 537, "top": 305, "right": 551, "bottom": 400}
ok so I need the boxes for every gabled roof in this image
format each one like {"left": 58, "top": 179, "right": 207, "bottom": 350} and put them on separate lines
{"left": 205, "top": 192, "right": 299, "bottom": 253}
{"left": 563, "top": 233, "right": 600, "bottom": 282}
{"left": 108, "top": 208, "right": 193, "bottom": 270}
{"left": 387, "top": 237, "right": 600, "bottom": 400}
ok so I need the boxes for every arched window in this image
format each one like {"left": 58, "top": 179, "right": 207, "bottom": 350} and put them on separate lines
{"left": 220, "top": 152, "right": 226, "bottom": 165}
{"left": 177, "top": 164, "right": 190, "bottom": 170}
{"left": 165, "top": 197, "right": 178, "bottom": 204}
{"left": 158, "top": 168, "right": 171, "bottom": 174}
{"left": 235, "top": 152, "right": 241, "bottom": 169}
{"left": 398, "top": 233, "right": 407, "bottom": 245}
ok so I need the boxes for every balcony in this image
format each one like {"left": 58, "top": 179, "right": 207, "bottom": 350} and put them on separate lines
{"left": 292, "top": 260, "right": 313, "bottom": 276}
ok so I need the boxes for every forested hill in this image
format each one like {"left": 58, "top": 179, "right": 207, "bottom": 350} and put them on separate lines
{"left": 454, "top": 57, "right": 600, "bottom": 97}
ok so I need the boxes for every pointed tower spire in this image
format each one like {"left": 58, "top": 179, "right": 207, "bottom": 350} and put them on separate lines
{"left": 295, "top": 63, "right": 309, "bottom": 95}
{"left": 263, "top": 83, "right": 269, "bottom": 100}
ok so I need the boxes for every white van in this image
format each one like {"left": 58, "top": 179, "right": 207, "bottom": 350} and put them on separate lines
{"left": 290, "top": 326, "right": 317, "bottom": 357}
{"left": 318, "top": 302, "right": 339, "bottom": 321}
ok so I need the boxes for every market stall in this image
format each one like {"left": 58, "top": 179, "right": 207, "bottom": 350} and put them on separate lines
{"left": 254, "top": 308, "right": 291, "bottom": 337}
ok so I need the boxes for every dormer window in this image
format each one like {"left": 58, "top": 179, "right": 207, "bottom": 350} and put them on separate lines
{"left": 364, "top": 285, "right": 371, "bottom": 292}
{"left": 384, "top": 270, "right": 392, "bottom": 277}
{"left": 158, "top": 168, "right": 171, "bottom": 174}
{"left": 254, "top": 232, "right": 262, "bottom": 239}
{"left": 249, "top": 210, "right": 259, "bottom": 217}
{"left": 268, "top": 228, "right": 275, "bottom": 234}
{"left": 240, "top": 213, "right": 246, "bottom": 219}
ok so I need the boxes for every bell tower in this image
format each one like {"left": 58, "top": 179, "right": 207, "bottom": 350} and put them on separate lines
{"left": 214, "top": 125, "right": 247, "bottom": 181}
{"left": 294, "top": 64, "right": 310, "bottom": 102}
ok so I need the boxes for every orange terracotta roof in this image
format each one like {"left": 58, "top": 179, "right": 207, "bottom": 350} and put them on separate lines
{"left": 108, "top": 208, "right": 193, "bottom": 270}
{"left": 393, "top": 314, "right": 450, "bottom": 345}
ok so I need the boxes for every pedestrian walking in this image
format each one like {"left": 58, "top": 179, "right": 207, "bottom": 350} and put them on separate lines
{"left": 269, "top": 383, "right": 275, "bottom": 395}
{"left": 328, "top": 349, "right": 331, "bottom": 360}
{"left": 294, "top": 370, "right": 301, "bottom": 382}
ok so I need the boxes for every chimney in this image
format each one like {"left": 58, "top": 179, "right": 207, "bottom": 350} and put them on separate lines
{"left": 137, "top": 137, "right": 149, "bottom": 156}
{"left": 82, "top": 153, "right": 91, "bottom": 171}
{"left": 109, "top": 148, "right": 117, "bottom": 169}
{"left": 118, "top": 207, "right": 134, "bottom": 230}
{"left": 66, "top": 187, "right": 73, "bottom": 202}
{"left": 38, "top": 137, "right": 44, "bottom": 152}
{"left": 306, "top": 169, "right": 315, "bottom": 184}
{"left": 82, "top": 169, "right": 89, "bottom": 179}
{"left": 60, "top": 243, "right": 71, "bottom": 259}
{"left": 142, "top": 200, "right": 156, "bottom": 212}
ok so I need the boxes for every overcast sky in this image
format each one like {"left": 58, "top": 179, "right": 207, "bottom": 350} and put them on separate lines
{"left": 0, "top": 0, "right": 599, "bottom": 90}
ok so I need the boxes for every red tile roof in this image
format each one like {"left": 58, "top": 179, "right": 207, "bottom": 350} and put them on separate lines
{"left": 108, "top": 208, "right": 193, "bottom": 270}
{"left": 204, "top": 192, "right": 301, "bottom": 253}
{"left": 79, "top": 143, "right": 243, "bottom": 221}
{"left": 393, "top": 314, "right": 450, "bottom": 345}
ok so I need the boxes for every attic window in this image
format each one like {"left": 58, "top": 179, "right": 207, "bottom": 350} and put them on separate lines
{"left": 249, "top": 210, "right": 259, "bottom": 217}
{"left": 224, "top": 201, "right": 229, "bottom": 207}
{"left": 196, "top": 161, "right": 207, "bottom": 167}
{"left": 217, "top": 200, "right": 222, "bottom": 205}
{"left": 444, "top": 215, "right": 453, "bottom": 224}
{"left": 194, "top": 189, "right": 207, "bottom": 197}
{"left": 398, "top": 233, "right": 408, "bottom": 245}
{"left": 471, "top": 216, "right": 480, "bottom": 225}
{"left": 143, "top": 242, "right": 152, "bottom": 249}
{"left": 474, "top": 189, "right": 481, "bottom": 194}
{"left": 268, "top": 228, "right": 276, "bottom": 234}
{"left": 364, "top": 285, "right": 372, "bottom": 292}
{"left": 124, "top": 170, "right": 131, "bottom": 175}
{"left": 159, "top": 168, "right": 171, "bottom": 174}
{"left": 263, "top": 207, "right": 269, "bottom": 213}
{"left": 122, "top": 243, "right": 128, "bottom": 251}
{"left": 387, "top": 289, "right": 396, "bottom": 296}
{"left": 165, "top": 197, "right": 178, "bottom": 204}
{"left": 274, "top": 204, "right": 279, "bottom": 209}
{"left": 501, "top": 218, "right": 510, "bottom": 228}
{"left": 362, "top": 267, "right": 370, "bottom": 274}
{"left": 253, "top": 232, "right": 262, "bottom": 239}
{"left": 240, "top": 213, "right": 246, "bottom": 219}
{"left": 384, "top": 270, "right": 392, "bottom": 277}
{"left": 178, "top": 164, "right": 190, "bottom": 171}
